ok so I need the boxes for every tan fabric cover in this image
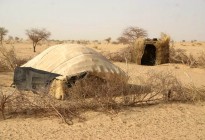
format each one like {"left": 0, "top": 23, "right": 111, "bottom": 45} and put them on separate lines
{"left": 22, "top": 44, "right": 126, "bottom": 80}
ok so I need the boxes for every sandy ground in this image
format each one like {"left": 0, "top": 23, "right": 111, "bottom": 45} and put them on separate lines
{"left": 1, "top": 103, "right": 205, "bottom": 140}
{"left": 116, "top": 63, "right": 205, "bottom": 87}
{"left": 0, "top": 41, "right": 205, "bottom": 139}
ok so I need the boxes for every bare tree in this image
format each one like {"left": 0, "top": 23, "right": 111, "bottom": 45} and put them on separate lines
{"left": 120, "top": 26, "right": 148, "bottom": 44}
{"left": 105, "top": 37, "right": 111, "bottom": 44}
{"left": 0, "top": 27, "right": 8, "bottom": 45}
{"left": 26, "top": 28, "right": 51, "bottom": 52}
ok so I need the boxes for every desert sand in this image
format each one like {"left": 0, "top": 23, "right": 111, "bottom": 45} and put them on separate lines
{"left": 0, "top": 41, "right": 205, "bottom": 140}
{"left": 0, "top": 103, "right": 205, "bottom": 140}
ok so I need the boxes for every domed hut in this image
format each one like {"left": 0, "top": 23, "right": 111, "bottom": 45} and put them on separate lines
{"left": 132, "top": 35, "right": 170, "bottom": 65}
{"left": 13, "top": 44, "right": 127, "bottom": 100}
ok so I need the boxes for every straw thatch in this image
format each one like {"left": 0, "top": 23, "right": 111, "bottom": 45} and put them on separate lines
{"left": 132, "top": 35, "right": 170, "bottom": 65}
{"left": 49, "top": 79, "right": 66, "bottom": 100}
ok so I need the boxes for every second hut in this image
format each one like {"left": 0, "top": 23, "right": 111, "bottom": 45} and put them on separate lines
{"left": 132, "top": 35, "right": 170, "bottom": 65}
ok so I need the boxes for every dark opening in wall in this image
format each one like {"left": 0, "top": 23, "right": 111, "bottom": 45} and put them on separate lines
{"left": 141, "top": 44, "right": 156, "bottom": 66}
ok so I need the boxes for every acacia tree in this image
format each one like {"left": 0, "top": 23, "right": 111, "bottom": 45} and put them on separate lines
{"left": 118, "top": 26, "right": 148, "bottom": 44}
{"left": 105, "top": 37, "right": 111, "bottom": 43}
{"left": 0, "top": 27, "right": 8, "bottom": 45}
{"left": 26, "top": 28, "right": 51, "bottom": 52}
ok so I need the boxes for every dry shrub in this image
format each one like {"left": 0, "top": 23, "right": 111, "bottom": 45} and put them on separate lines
{"left": 67, "top": 75, "right": 126, "bottom": 111}
{"left": 197, "top": 52, "right": 205, "bottom": 68}
{"left": 123, "top": 71, "right": 183, "bottom": 105}
{"left": 170, "top": 47, "right": 194, "bottom": 67}
{"left": 103, "top": 47, "right": 132, "bottom": 62}
{"left": 123, "top": 71, "right": 205, "bottom": 105}
{"left": 1, "top": 76, "right": 125, "bottom": 121}
{"left": 169, "top": 47, "right": 196, "bottom": 66}
{"left": 143, "top": 71, "right": 205, "bottom": 102}
{"left": 0, "top": 89, "right": 11, "bottom": 119}
{"left": 170, "top": 47, "right": 205, "bottom": 68}
{"left": 0, "top": 88, "right": 82, "bottom": 124}
{"left": 67, "top": 71, "right": 205, "bottom": 108}
{"left": 182, "top": 84, "right": 205, "bottom": 102}
{"left": 0, "top": 46, "right": 30, "bottom": 72}
{"left": 1, "top": 71, "right": 205, "bottom": 123}
{"left": 0, "top": 88, "right": 19, "bottom": 120}
{"left": 196, "top": 42, "right": 202, "bottom": 46}
{"left": 0, "top": 46, "right": 17, "bottom": 71}
{"left": 145, "top": 71, "right": 183, "bottom": 102}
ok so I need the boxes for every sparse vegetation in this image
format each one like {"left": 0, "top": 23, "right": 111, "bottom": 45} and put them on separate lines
{"left": 1, "top": 70, "right": 205, "bottom": 123}
{"left": 0, "top": 25, "right": 205, "bottom": 129}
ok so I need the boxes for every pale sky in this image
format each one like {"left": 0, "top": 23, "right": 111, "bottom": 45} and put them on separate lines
{"left": 0, "top": 0, "right": 205, "bottom": 41}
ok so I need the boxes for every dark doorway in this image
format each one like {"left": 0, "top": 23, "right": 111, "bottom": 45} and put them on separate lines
{"left": 141, "top": 44, "right": 156, "bottom": 66}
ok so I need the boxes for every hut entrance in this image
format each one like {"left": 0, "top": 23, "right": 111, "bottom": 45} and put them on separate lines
{"left": 141, "top": 44, "right": 156, "bottom": 66}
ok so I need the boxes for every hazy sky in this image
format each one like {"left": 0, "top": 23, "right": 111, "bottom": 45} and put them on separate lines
{"left": 0, "top": 0, "right": 205, "bottom": 41}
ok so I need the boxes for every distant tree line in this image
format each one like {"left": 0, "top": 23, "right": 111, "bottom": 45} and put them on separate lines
{"left": 1, "top": 26, "right": 148, "bottom": 52}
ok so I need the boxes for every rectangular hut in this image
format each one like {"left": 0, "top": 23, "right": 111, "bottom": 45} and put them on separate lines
{"left": 133, "top": 36, "right": 170, "bottom": 65}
